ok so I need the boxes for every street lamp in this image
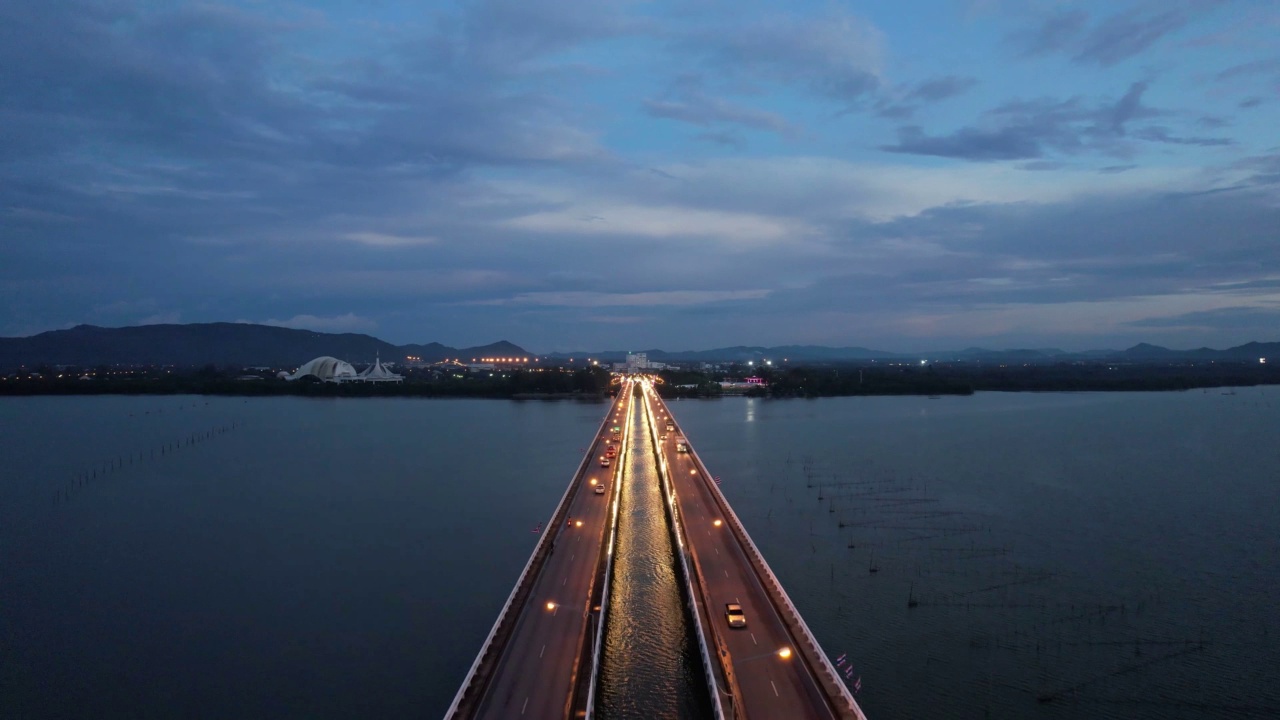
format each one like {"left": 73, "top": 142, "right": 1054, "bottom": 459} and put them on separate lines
{"left": 737, "top": 647, "right": 795, "bottom": 665}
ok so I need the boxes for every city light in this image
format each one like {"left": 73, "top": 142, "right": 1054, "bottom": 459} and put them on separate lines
{"left": 778, "top": 647, "right": 792, "bottom": 659}
{"left": 713, "top": 519, "right": 722, "bottom": 527}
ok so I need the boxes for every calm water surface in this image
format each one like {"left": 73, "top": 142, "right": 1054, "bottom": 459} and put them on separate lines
{"left": 597, "top": 395, "right": 710, "bottom": 718}
{"left": 3, "top": 390, "right": 1278, "bottom": 718}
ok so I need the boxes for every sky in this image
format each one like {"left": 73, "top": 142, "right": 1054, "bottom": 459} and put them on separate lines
{"left": 2, "top": 0, "right": 1278, "bottom": 353}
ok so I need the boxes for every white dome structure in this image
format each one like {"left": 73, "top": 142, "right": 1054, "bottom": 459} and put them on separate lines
{"left": 285, "top": 356, "right": 359, "bottom": 383}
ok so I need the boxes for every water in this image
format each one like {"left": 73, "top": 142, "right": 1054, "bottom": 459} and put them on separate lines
{"left": 0, "top": 395, "right": 606, "bottom": 719}
{"left": 669, "top": 389, "right": 1280, "bottom": 719}
{"left": 2, "top": 390, "right": 1278, "bottom": 718}
{"left": 597, "top": 393, "right": 711, "bottom": 718}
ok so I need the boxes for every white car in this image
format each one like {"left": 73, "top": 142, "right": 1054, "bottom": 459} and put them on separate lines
{"left": 594, "top": 484, "right": 606, "bottom": 495}
{"left": 725, "top": 603, "right": 747, "bottom": 628}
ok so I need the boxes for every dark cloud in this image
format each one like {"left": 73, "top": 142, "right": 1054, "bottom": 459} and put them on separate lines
{"left": 1238, "top": 96, "right": 1264, "bottom": 109}
{"left": 1126, "top": 306, "right": 1280, "bottom": 330}
{"left": 1014, "top": 9, "right": 1090, "bottom": 56}
{"left": 1073, "top": 8, "right": 1188, "bottom": 66}
{"left": 1098, "top": 164, "right": 1138, "bottom": 173}
{"left": 688, "top": 10, "right": 883, "bottom": 103}
{"left": 1234, "top": 153, "right": 1280, "bottom": 186}
{"left": 693, "top": 130, "right": 746, "bottom": 148}
{"left": 880, "top": 82, "right": 1163, "bottom": 161}
{"left": 1215, "top": 57, "right": 1280, "bottom": 81}
{"left": 908, "top": 75, "right": 980, "bottom": 103}
{"left": 882, "top": 125, "right": 1045, "bottom": 161}
{"left": 876, "top": 75, "right": 979, "bottom": 119}
{"left": 1012, "top": 5, "right": 1201, "bottom": 67}
{"left": 1133, "top": 126, "right": 1234, "bottom": 146}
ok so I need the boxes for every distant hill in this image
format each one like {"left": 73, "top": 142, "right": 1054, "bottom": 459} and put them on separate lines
{"left": 2, "top": 322, "right": 1275, "bottom": 369}
{"left": 0, "top": 323, "right": 530, "bottom": 368}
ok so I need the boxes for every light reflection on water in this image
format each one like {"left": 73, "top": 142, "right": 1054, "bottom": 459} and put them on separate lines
{"left": 596, "top": 394, "right": 710, "bottom": 719}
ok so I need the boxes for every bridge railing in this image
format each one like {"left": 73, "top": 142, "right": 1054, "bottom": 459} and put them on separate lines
{"left": 662, "top": 397, "right": 868, "bottom": 720}
{"left": 445, "top": 394, "right": 620, "bottom": 719}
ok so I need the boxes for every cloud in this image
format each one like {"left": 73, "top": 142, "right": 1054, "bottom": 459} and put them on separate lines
{"left": 505, "top": 203, "right": 803, "bottom": 244}
{"left": 1073, "top": 8, "right": 1189, "bottom": 66}
{"left": 1013, "top": 4, "right": 1203, "bottom": 67}
{"left": 908, "top": 75, "right": 980, "bottom": 103}
{"left": 480, "top": 289, "right": 772, "bottom": 307}
{"left": 1014, "top": 9, "right": 1090, "bottom": 56}
{"left": 1133, "top": 126, "right": 1233, "bottom": 146}
{"left": 258, "top": 313, "right": 378, "bottom": 333}
{"left": 1215, "top": 57, "right": 1280, "bottom": 81}
{"left": 882, "top": 125, "right": 1045, "bottom": 161}
{"left": 876, "top": 75, "right": 979, "bottom": 118}
{"left": 344, "top": 232, "right": 438, "bottom": 247}
{"left": 694, "top": 130, "right": 746, "bottom": 148}
{"left": 689, "top": 9, "right": 885, "bottom": 103}
{"left": 1126, "top": 305, "right": 1280, "bottom": 330}
{"left": 880, "top": 81, "right": 1177, "bottom": 161}
{"left": 643, "top": 76, "right": 794, "bottom": 135}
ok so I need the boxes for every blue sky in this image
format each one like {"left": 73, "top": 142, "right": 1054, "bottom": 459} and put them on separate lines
{"left": 2, "top": 0, "right": 1278, "bottom": 352}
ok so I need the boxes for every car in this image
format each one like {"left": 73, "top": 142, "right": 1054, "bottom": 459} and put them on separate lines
{"left": 600, "top": 457, "right": 611, "bottom": 467}
{"left": 594, "top": 484, "right": 606, "bottom": 495}
{"left": 725, "top": 603, "right": 746, "bottom": 628}
{"left": 659, "top": 434, "right": 667, "bottom": 441}
{"left": 605, "top": 446, "right": 617, "bottom": 458}
{"left": 666, "top": 423, "right": 674, "bottom": 432}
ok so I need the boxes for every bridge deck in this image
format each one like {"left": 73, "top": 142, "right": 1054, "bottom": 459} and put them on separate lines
{"left": 647, "top": 389, "right": 867, "bottom": 720}
{"left": 448, "top": 392, "right": 629, "bottom": 719}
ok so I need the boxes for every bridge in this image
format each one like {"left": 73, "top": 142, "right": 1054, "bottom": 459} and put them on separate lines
{"left": 447, "top": 378, "right": 867, "bottom": 719}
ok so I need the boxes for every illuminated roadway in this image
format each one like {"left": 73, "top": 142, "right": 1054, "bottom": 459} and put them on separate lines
{"left": 449, "top": 389, "right": 630, "bottom": 720}
{"left": 451, "top": 379, "right": 864, "bottom": 720}
{"left": 646, "top": 387, "right": 865, "bottom": 720}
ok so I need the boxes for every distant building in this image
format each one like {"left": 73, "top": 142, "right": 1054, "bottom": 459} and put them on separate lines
{"left": 357, "top": 356, "right": 403, "bottom": 383}
{"left": 626, "top": 352, "right": 648, "bottom": 373}
{"left": 281, "top": 356, "right": 359, "bottom": 383}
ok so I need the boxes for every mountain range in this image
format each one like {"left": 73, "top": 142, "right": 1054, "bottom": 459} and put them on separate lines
{"left": 1, "top": 323, "right": 1276, "bottom": 368}
{"left": 0, "top": 323, "right": 527, "bottom": 368}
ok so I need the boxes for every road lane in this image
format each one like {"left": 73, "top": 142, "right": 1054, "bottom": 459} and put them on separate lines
{"left": 647, "top": 392, "right": 843, "bottom": 720}
{"left": 466, "top": 391, "right": 630, "bottom": 720}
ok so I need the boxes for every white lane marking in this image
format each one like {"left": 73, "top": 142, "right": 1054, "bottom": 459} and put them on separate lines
{"left": 540, "top": 644, "right": 546, "bottom": 658}
{"left": 570, "top": 553, "right": 575, "bottom": 560}
{"left": 714, "top": 548, "right": 719, "bottom": 555}
{"left": 771, "top": 680, "right": 779, "bottom": 697}
{"left": 724, "top": 570, "right": 729, "bottom": 577}
{"left": 562, "top": 577, "right": 567, "bottom": 586}
{"left": 750, "top": 632, "right": 757, "bottom": 646}
{"left": 522, "top": 697, "right": 530, "bottom": 714}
